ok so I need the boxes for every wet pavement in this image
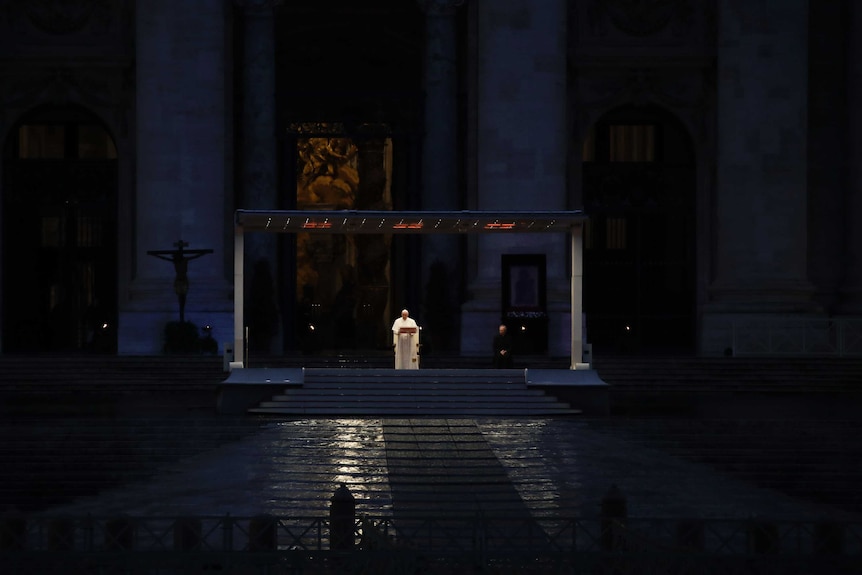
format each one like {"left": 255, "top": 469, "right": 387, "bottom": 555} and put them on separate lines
{"left": 15, "top": 414, "right": 860, "bottom": 524}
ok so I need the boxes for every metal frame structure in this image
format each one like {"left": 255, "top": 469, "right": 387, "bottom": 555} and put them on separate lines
{"left": 7, "top": 513, "right": 859, "bottom": 573}
{"left": 234, "top": 209, "right": 588, "bottom": 369}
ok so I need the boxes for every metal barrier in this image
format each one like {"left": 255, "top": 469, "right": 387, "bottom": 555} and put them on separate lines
{"left": 1, "top": 513, "right": 860, "bottom": 574}
{"left": 732, "top": 317, "right": 862, "bottom": 357}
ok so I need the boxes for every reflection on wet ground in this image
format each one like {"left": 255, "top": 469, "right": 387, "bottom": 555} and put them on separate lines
{"left": 480, "top": 418, "right": 862, "bottom": 520}
{"left": 9, "top": 415, "right": 859, "bottom": 524}
{"left": 383, "top": 419, "right": 527, "bottom": 517}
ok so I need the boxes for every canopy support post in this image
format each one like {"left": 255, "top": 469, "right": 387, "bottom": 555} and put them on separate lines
{"left": 234, "top": 227, "right": 245, "bottom": 367}
{"left": 571, "top": 224, "right": 584, "bottom": 369}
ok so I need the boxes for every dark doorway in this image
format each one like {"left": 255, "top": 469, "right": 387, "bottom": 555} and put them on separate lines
{"left": 268, "top": 0, "right": 425, "bottom": 354}
{"left": 288, "top": 126, "right": 396, "bottom": 353}
{"left": 582, "top": 105, "right": 696, "bottom": 354}
{"left": 2, "top": 105, "right": 118, "bottom": 353}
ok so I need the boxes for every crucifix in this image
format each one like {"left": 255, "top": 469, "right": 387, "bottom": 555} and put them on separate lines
{"left": 147, "top": 240, "right": 213, "bottom": 323}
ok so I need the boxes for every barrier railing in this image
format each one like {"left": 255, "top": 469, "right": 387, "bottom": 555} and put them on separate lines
{"left": 2, "top": 513, "right": 859, "bottom": 574}
{"left": 732, "top": 317, "right": 862, "bottom": 357}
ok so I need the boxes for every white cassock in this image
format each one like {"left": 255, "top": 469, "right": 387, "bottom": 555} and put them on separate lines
{"left": 391, "top": 316, "right": 419, "bottom": 369}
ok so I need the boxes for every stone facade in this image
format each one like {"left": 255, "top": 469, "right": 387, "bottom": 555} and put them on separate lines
{"left": 0, "top": 0, "right": 857, "bottom": 357}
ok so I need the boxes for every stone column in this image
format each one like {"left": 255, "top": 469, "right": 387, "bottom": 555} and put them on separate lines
{"left": 237, "top": 0, "right": 282, "bottom": 353}
{"left": 463, "top": 0, "right": 568, "bottom": 355}
{"left": 842, "top": 2, "right": 862, "bottom": 313}
{"left": 120, "top": 0, "right": 231, "bottom": 354}
{"left": 806, "top": 1, "right": 846, "bottom": 312}
{"left": 703, "top": 0, "right": 815, "bottom": 353}
{"left": 237, "top": 0, "right": 281, "bottom": 265}
{"left": 418, "top": 0, "right": 462, "bottom": 350}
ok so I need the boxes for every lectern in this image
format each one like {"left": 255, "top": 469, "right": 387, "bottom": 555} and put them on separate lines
{"left": 394, "top": 327, "right": 420, "bottom": 369}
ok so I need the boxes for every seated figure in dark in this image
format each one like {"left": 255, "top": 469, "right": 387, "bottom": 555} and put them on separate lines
{"left": 493, "top": 324, "right": 513, "bottom": 368}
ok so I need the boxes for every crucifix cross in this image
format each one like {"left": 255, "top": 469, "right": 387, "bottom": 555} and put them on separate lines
{"left": 147, "top": 239, "right": 213, "bottom": 323}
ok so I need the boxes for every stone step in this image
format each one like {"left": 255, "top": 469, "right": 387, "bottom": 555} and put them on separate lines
{"left": 300, "top": 379, "right": 531, "bottom": 386}
{"left": 249, "top": 406, "right": 578, "bottom": 416}
{"left": 264, "top": 388, "right": 566, "bottom": 400}
{"left": 0, "top": 355, "right": 225, "bottom": 392}
{"left": 248, "top": 370, "right": 580, "bottom": 417}
{"left": 251, "top": 400, "right": 578, "bottom": 416}
{"left": 2, "top": 353, "right": 860, "bottom": 391}
{"left": 271, "top": 391, "right": 565, "bottom": 402}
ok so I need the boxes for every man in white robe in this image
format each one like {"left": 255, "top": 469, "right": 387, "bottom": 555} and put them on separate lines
{"left": 391, "top": 309, "right": 419, "bottom": 369}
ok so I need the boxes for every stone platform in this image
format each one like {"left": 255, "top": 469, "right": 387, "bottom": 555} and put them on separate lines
{"left": 216, "top": 367, "right": 609, "bottom": 416}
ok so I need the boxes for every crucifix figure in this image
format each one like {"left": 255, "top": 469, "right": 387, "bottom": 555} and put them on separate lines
{"left": 147, "top": 240, "right": 213, "bottom": 323}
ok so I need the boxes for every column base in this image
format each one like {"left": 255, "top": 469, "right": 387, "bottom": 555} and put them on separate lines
{"left": 706, "top": 280, "right": 820, "bottom": 313}
{"left": 118, "top": 310, "right": 235, "bottom": 355}
{"left": 699, "top": 311, "right": 843, "bottom": 357}
{"left": 119, "top": 278, "right": 234, "bottom": 355}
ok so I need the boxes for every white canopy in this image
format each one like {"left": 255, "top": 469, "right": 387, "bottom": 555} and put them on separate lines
{"left": 233, "top": 209, "right": 588, "bottom": 369}
{"left": 235, "top": 209, "right": 585, "bottom": 234}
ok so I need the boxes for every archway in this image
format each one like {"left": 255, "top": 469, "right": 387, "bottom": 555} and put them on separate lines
{"left": 2, "top": 104, "right": 118, "bottom": 353}
{"left": 582, "top": 104, "right": 696, "bottom": 354}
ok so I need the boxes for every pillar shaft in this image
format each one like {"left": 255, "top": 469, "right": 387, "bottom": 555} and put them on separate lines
{"left": 420, "top": 0, "right": 461, "bottom": 265}
{"left": 842, "top": 2, "right": 862, "bottom": 312}
{"left": 712, "top": 0, "right": 812, "bottom": 310}
{"left": 238, "top": 0, "right": 280, "bottom": 266}
{"left": 236, "top": 0, "right": 282, "bottom": 354}
{"left": 419, "top": 1, "right": 463, "bottom": 348}
{"left": 464, "top": 0, "right": 569, "bottom": 355}
{"left": 121, "top": 0, "right": 231, "bottom": 353}
{"left": 475, "top": 0, "right": 568, "bottom": 277}
{"left": 134, "top": 0, "right": 227, "bottom": 285}
{"left": 806, "top": 2, "right": 846, "bottom": 311}
{"left": 420, "top": 0, "right": 460, "bottom": 213}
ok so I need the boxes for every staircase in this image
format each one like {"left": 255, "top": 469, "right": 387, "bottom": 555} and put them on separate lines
{"left": 592, "top": 356, "right": 862, "bottom": 392}
{"left": 591, "top": 355, "right": 862, "bottom": 416}
{"left": 247, "top": 368, "right": 581, "bottom": 416}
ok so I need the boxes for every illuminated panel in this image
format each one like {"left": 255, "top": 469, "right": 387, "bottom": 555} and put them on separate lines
{"left": 483, "top": 221, "right": 516, "bottom": 230}
{"left": 302, "top": 218, "right": 332, "bottom": 229}
{"left": 392, "top": 219, "right": 424, "bottom": 230}
{"left": 236, "top": 210, "right": 586, "bottom": 233}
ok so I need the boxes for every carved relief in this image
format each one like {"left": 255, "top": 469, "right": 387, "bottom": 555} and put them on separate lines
{"left": 588, "top": 0, "right": 692, "bottom": 37}
{"left": 5, "top": 68, "right": 114, "bottom": 109}
{"left": 577, "top": 68, "right": 708, "bottom": 142}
